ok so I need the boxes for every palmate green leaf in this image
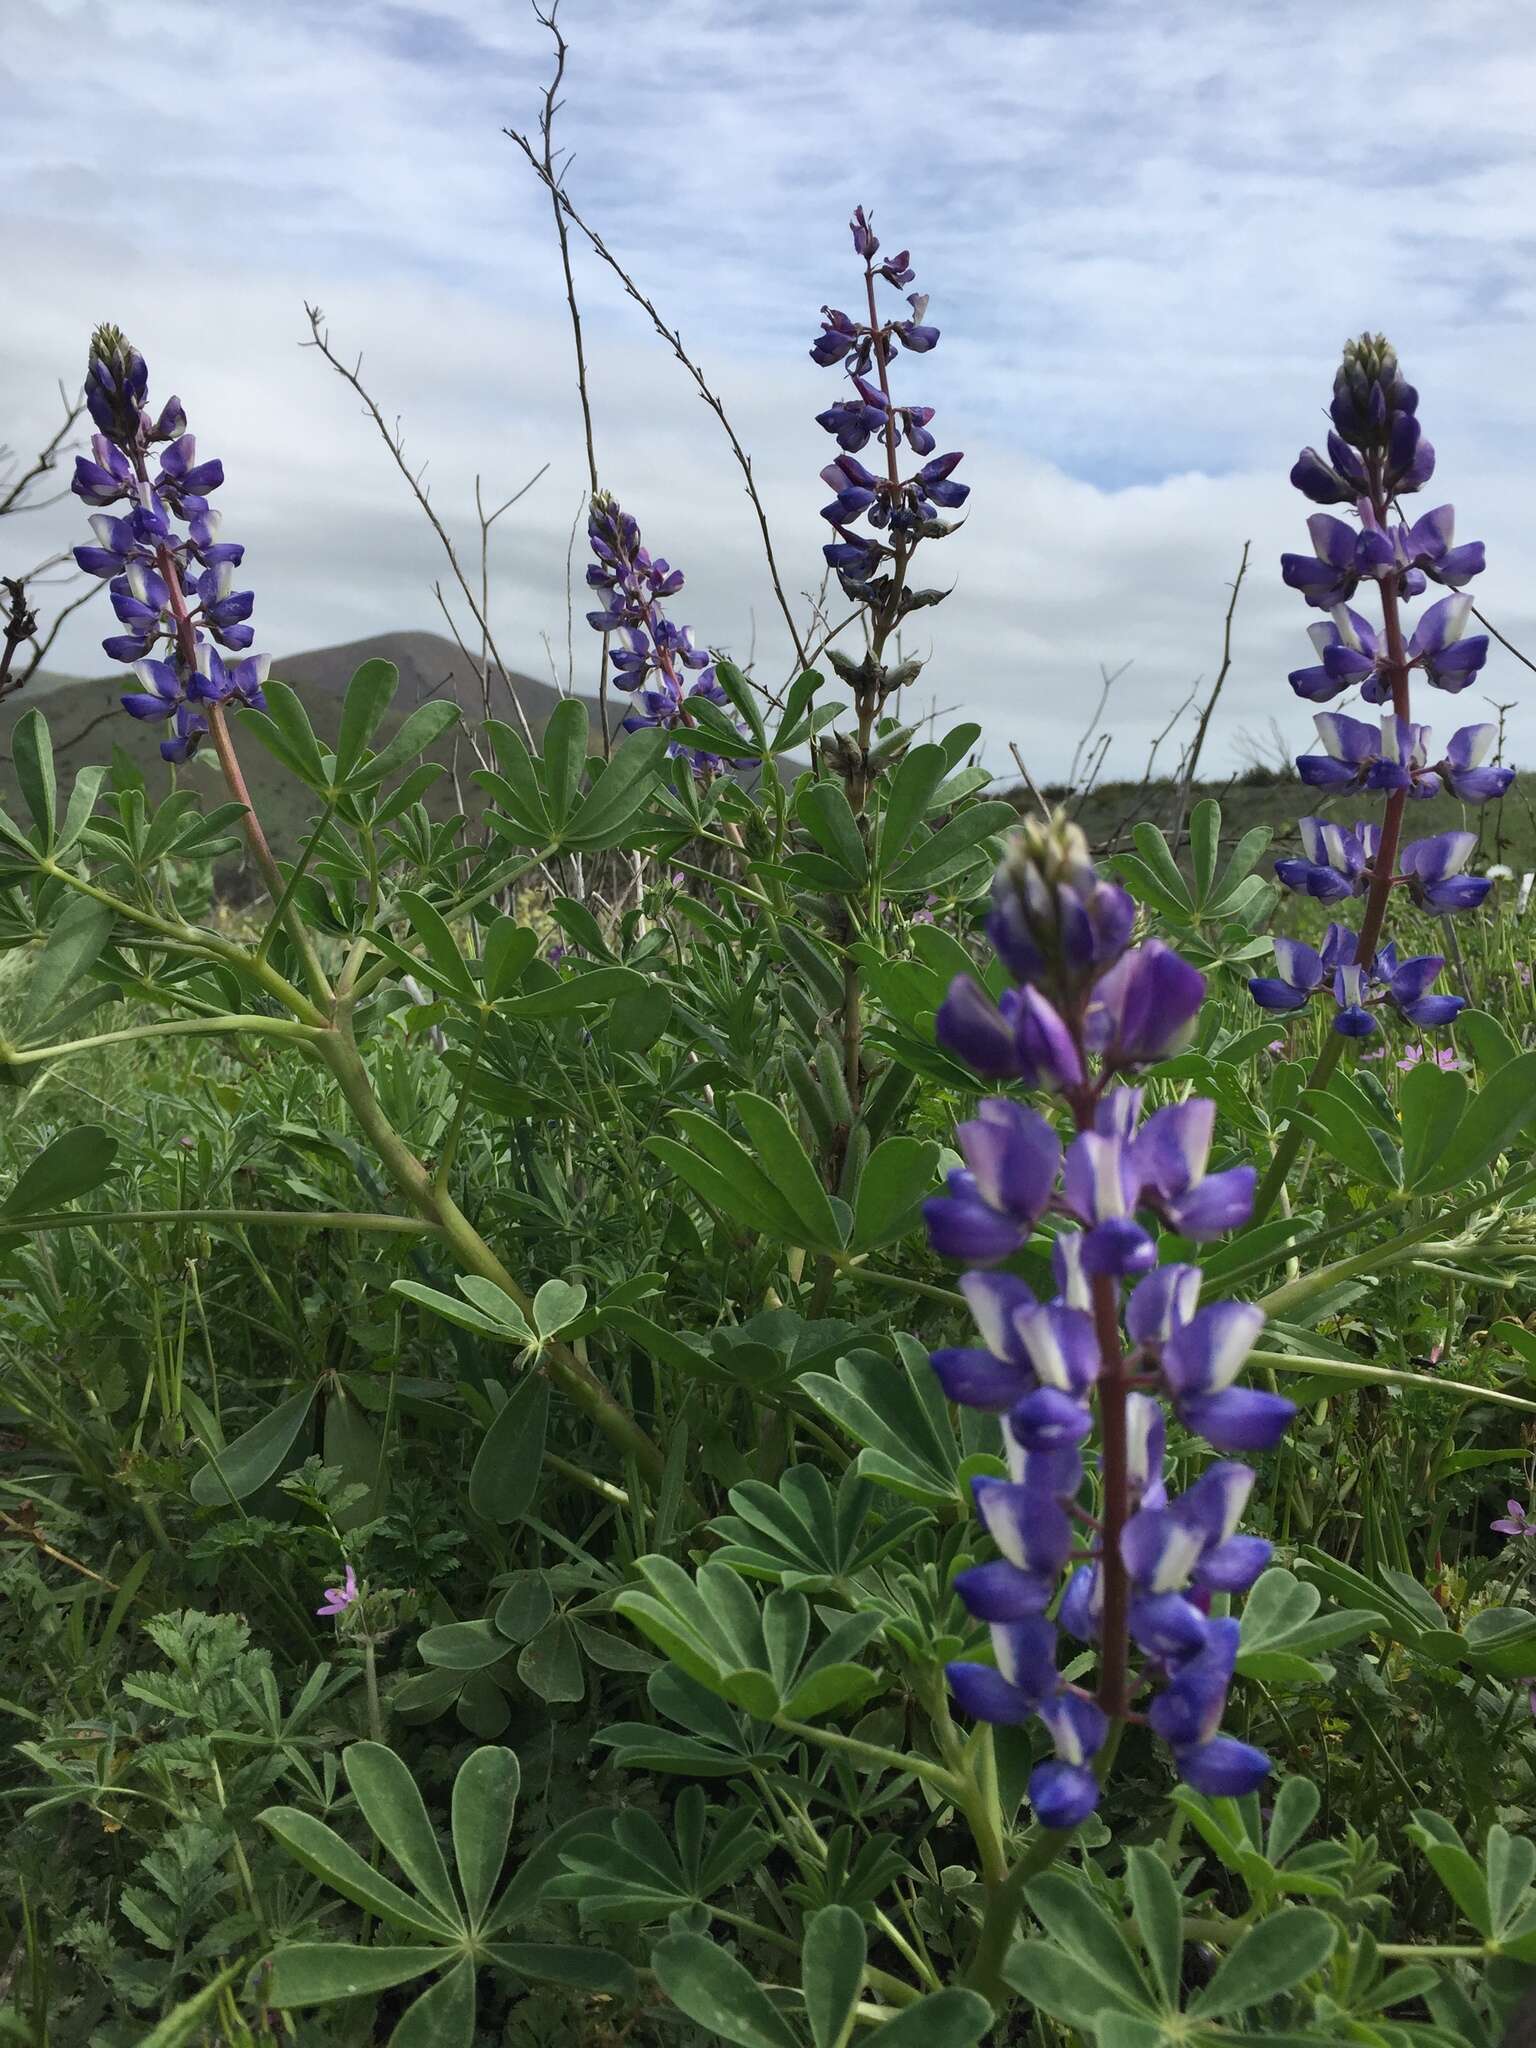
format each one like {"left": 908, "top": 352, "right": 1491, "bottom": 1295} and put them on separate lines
{"left": 58, "top": 762, "right": 108, "bottom": 855}
{"left": 189, "top": 1386, "right": 316, "bottom": 1506}
{"left": 1, "top": 1124, "right": 118, "bottom": 1216}
{"left": 258, "top": 1807, "right": 457, "bottom": 1938}
{"left": 1399, "top": 1059, "right": 1469, "bottom": 1189}
{"left": 1131, "top": 818, "right": 1193, "bottom": 909}
{"left": 732, "top": 1091, "right": 845, "bottom": 1252}
{"left": 548, "top": 1789, "right": 769, "bottom": 1929}
{"left": 1125, "top": 1847, "right": 1183, "bottom": 2008}
{"left": 468, "top": 1374, "right": 548, "bottom": 1522}
{"left": 243, "top": 678, "right": 331, "bottom": 791}
{"left": 539, "top": 697, "right": 589, "bottom": 829}
{"left": 876, "top": 743, "right": 949, "bottom": 871}
{"left": 596, "top": 1667, "right": 794, "bottom": 1778}
{"left": 333, "top": 657, "right": 400, "bottom": 781}
{"left": 497, "top": 963, "right": 645, "bottom": 1017}
{"left": 1187, "top": 1906, "right": 1335, "bottom": 2017}
{"left": 345, "top": 1742, "right": 460, "bottom": 1925}
{"left": 390, "top": 1955, "right": 476, "bottom": 2048}
{"left": 1414, "top": 1050, "right": 1536, "bottom": 1193}
{"left": 867, "top": 1991, "right": 994, "bottom": 2046}
{"left": 1236, "top": 1566, "right": 1385, "bottom": 1683}
{"left": 486, "top": 1941, "right": 636, "bottom": 1996}
{"left": 709, "top": 1463, "right": 927, "bottom": 1589}
{"left": 1457, "top": 1007, "right": 1519, "bottom": 1076}
{"left": 349, "top": 699, "right": 460, "bottom": 794}
{"left": 850, "top": 1136, "right": 941, "bottom": 1252}
{"left": 883, "top": 800, "right": 1016, "bottom": 896}
{"left": 801, "top": 1904, "right": 865, "bottom": 2048}
{"left": 11, "top": 708, "right": 57, "bottom": 852}
{"left": 650, "top": 1931, "right": 801, "bottom": 2048}
{"left": 1003, "top": 1940, "right": 1143, "bottom": 2029}
{"left": 416, "top": 1620, "right": 510, "bottom": 1671}
{"left": 1408, "top": 1813, "right": 1493, "bottom": 1937}
{"left": 451, "top": 1745, "right": 520, "bottom": 1928}
{"left": 392, "top": 1276, "right": 532, "bottom": 1342}
{"left": 798, "top": 780, "right": 868, "bottom": 885}
{"left": 563, "top": 726, "right": 671, "bottom": 848}
{"left": 1291, "top": 1086, "right": 1401, "bottom": 1189}
{"left": 1188, "top": 796, "right": 1222, "bottom": 901}
{"left": 266, "top": 1943, "right": 445, "bottom": 2006}
{"left": 480, "top": 918, "right": 539, "bottom": 1000}
{"left": 517, "top": 1614, "right": 586, "bottom": 1702}
{"left": 804, "top": 1334, "right": 990, "bottom": 1508}
{"left": 1026, "top": 1870, "right": 1153, "bottom": 2012}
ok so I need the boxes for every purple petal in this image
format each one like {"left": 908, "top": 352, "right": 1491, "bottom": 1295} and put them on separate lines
{"left": 1176, "top": 1388, "right": 1295, "bottom": 1452}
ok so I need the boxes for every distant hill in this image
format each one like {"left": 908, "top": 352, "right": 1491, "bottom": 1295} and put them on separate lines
{"left": 0, "top": 632, "right": 607, "bottom": 860}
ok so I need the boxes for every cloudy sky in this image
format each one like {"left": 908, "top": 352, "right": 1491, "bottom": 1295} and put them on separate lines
{"left": 7, "top": 0, "right": 1536, "bottom": 781}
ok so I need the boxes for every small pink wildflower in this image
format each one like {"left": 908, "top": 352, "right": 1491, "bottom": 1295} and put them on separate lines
{"left": 1492, "top": 1500, "right": 1533, "bottom": 1540}
{"left": 317, "top": 1564, "right": 359, "bottom": 1618}
{"left": 1397, "top": 1043, "right": 1462, "bottom": 1072}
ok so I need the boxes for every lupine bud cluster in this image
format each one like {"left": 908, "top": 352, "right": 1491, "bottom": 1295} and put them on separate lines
{"left": 584, "top": 491, "right": 740, "bottom": 774}
{"left": 70, "top": 326, "right": 267, "bottom": 763}
{"left": 1255, "top": 337, "right": 1510, "bottom": 1039}
{"left": 925, "top": 819, "right": 1292, "bottom": 1828}
{"left": 811, "top": 207, "right": 966, "bottom": 627}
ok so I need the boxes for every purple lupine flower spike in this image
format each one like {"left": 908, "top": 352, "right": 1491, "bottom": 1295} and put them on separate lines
{"left": 1262, "top": 337, "right": 1507, "bottom": 1046}
{"left": 931, "top": 818, "right": 1290, "bottom": 1826}
{"left": 584, "top": 491, "right": 743, "bottom": 775}
{"left": 809, "top": 208, "right": 965, "bottom": 682}
{"left": 69, "top": 324, "right": 266, "bottom": 764}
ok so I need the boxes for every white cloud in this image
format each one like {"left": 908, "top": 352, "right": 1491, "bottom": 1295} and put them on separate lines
{"left": 7, "top": 0, "right": 1536, "bottom": 778}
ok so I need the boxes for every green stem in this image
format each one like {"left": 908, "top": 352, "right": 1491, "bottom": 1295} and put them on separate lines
{"left": 838, "top": 1260, "right": 965, "bottom": 1309}
{"left": 317, "top": 1024, "right": 667, "bottom": 1481}
{"left": 1256, "top": 1165, "right": 1536, "bottom": 1319}
{"left": 1, "top": 1014, "right": 323, "bottom": 1068}
{"left": 0, "top": 1208, "right": 437, "bottom": 1238}
{"left": 1250, "top": 1348, "right": 1536, "bottom": 1413}
{"left": 771, "top": 1716, "right": 962, "bottom": 1798}
{"left": 206, "top": 701, "right": 333, "bottom": 1007}
{"left": 254, "top": 799, "right": 336, "bottom": 967}
{"left": 43, "top": 861, "right": 326, "bottom": 1025}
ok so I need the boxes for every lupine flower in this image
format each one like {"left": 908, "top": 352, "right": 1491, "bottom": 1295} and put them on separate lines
{"left": 584, "top": 492, "right": 742, "bottom": 774}
{"left": 810, "top": 208, "right": 966, "bottom": 625}
{"left": 1493, "top": 1500, "right": 1534, "bottom": 1539}
{"left": 1250, "top": 925, "right": 1463, "bottom": 1034}
{"left": 1400, "top": 831, "right": 1491, "bottom": 914}
{"left": 1263, "top": 339, "right": 1510, "bottom": 1048}
{"left": 1441, "top": 726, "right": 1515, "bottom": 803}
{"left": 69, "top": 325, "right": 265, "bottom": 762}
{"left": 927, "top": 819, "right": 1289, "bottom": 1825}
{"left": 317, "top": 1565, "right": 359, "bottom": 1618}
{"left": 1273, "top": 818, "right": 1374, "bottom": 903}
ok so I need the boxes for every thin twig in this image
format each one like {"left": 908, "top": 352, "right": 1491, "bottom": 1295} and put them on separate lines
{"left": 1007, "top": 741, "right": 1052, "bottom": 820}
{"left": 0, "top": 386, "right": 85, "bottom": 518}
{"left": 528, "top": 0, "right": 613, "bottom": 756}
{"left": 502, "top": 119, "right": 811, "bottom": 683}
{"left": 301, "top": 305, "right": 544, "bottom": 748}
{"left": 1472, "top": 604, "right": 1536, "bottom": 680}
{"left": 1170, "top": 541, "right": 1250, "bottom": 851}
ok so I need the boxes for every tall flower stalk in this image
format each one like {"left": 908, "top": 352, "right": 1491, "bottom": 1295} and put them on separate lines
{"left": 811, "top": 206, "right": 967, "bottom": 807}
{"left": 924, "top": 818, "right": 1292, "bottom": 1825}
{"left": 61, "top": 328, "right": 669, "bottom": 1484}
{"left": 1252, "top": 337, "right": 1509, "bottom": 1213}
